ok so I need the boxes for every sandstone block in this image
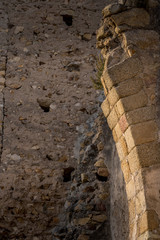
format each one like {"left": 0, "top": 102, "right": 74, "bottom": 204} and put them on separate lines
{"left": 116, "top": 136, "right": 128, "bottom": 161}
{"left": 126, "top": 178, "right": 136, "bottom": 200}
{"left": 136, "top": 190, "right": 146, "bottom": 215}
{"left": 135, "top": 170, "right": 144, "bottom": 193}
{"left": 137, "top": 210, "right": 159, "bottom": 236}
{"left": 112, "top": 128, "right": 118, "bottom": 142}
{"left": 111, "top": 8, "right": 150, "bottom": 28}
{"left": 128, "top": 147, "right": 140, "bottom": 174}
{"left": 118, "top": 114, "right": 128, "bottom": 133}
{"left": 115, "top": 77, "right": 143, "bottom": 98}
{"left": 128, "top": 198, "right": 136, "bottom": 223}
{"left": 126, "top": 106, "right": 156, "bottom": 125}
{"left": 121, "top": 159, "right": 131, "bottom": 183}
{"left": 114, "top": 122, "right": 122, "bottom": 140}
{"left": 107, "top": 87, "right": 119, "bottom": 107}
{"left": 101, "top": 98, "right": 110, "bottom": 118}
{"left": 107, "top": 107, "right": 118, "bottom": 129}
{"left": 125, "top": 121, "right": 158, "bottom": 151}
{"left": 122, "top": 30, "right": 159, "bottom": 50}
{"left": 116, "top": 90, "right": 148, "bottom": 117}
{"left": 103, "top": 57, "right": 142, "bottom": 90}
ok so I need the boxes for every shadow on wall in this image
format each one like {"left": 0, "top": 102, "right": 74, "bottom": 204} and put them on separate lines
{"left": 102, "top": 121, "right": 129, "bottom": 240}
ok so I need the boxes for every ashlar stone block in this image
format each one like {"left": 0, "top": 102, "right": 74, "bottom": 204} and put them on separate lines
{"left": 103, "top": 57, "right": 142, "bottom": 90}
{"left": 116, "top": 90, "right": 148, "bottom": 117}
{"left": 125, "top": 121, "right": 158, "bottom": 152}
{"left": 111, "top": 8, "right": 150, "bottom": 28}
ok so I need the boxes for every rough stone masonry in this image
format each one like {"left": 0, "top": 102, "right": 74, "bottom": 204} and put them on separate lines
{"left": 0, "top": 0, "right": 118, "bottom": 240}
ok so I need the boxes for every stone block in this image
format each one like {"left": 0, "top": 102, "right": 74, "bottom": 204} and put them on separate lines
{"left": 137, "top": 142, "right": 160, "bottom": 168}
{"left": 121, "top": 159, "right": 131, "bottom": 183}
{"left": 118, "top": 114, "right": 129, "bottom": 133}
{"left": 107, "top": 107, "right": 118, "bottom": 129}
{"left": 114, "top": 122, "right": 122, "bottom": 140}
{"left": 115, "top": 77, "right": 143, "bottom": 98}
{"left": 112, "top": 128, "right": 118, "bottom": 142}
{"left": 103, "top": 57, "right": 142, "bottom": 90}
{"left": 136, "top": 190, "right": 146, "bottom": 215}
{"left": 126, "top": 106, "right": 156, "bottom": 125}
{"left": 122, "top": 30, "right": 159, "bottom": 50}
{"left": 116, "top": 136, "right": 128, "bottom": 161}
{"left": 102, "top": 3, "right": 124, "bottom": 18}
{"left": 111, "top": 8, "right": 150, "bottom": 28}
{"left": 143, "top": 165, "right": 160, "bottom": 218}
{"left": 135, "top": 170, "right": 144, "bottom": 193}
{"left": 101, "top": 98, "right": 110, "bottom": 118}
{"left": 137, "top": 210, "right": 159, "bottom": 236}
{"left": 128, "top": 147, "right": 140, "bottom": 174}
{"left": 125, "top": 121, "right": 158, "bottom": 151}
{"left": 107, "top": 87, "right": 119, "bottom": 107}
{"left": 126, "top": 178, "right": 136, "bottom": 200}
{"left": 128, "top": 198, "right": 136, "bottom": 223}
{"left": 116, "top": 90, "right": 148, "bottom": 117}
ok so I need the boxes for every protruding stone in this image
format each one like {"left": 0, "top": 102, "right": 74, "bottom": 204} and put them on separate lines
{"left": 102, "top": 4, "right": 124, "bottom": 18}
{"left": 92, "top": 214, "right": 107, "bottom": 222}
{"left": 94, "top": 159, "right": 106, "bottom": 168}
{"left": 97, "top": 167, "right": 109, "bottom": 177}
{"left": 81, "top": 173, "right": 88, "bottom": 183}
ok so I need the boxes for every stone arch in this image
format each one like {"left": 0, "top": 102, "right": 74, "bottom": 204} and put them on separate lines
{"left": 97, "top": 3, "right": 160, "bottom": 239}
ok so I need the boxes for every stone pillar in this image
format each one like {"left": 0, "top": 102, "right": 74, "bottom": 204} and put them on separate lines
{"left": 97, "top": 2, "right": 160, "bottom": 239}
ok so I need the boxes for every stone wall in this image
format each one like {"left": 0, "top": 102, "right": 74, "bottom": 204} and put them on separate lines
{"left": 97, "top": 1, "right": 160, "bottom": 239}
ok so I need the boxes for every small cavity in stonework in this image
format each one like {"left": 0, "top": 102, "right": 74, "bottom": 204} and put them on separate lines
{"left": 96, "top": 173, "right": 108, "bottom": 182}
{"left": 62, "top": 15, "right": 73, "bottom": 26}
{"left": 63, "top": 167, "right": 75, "bottom": 182}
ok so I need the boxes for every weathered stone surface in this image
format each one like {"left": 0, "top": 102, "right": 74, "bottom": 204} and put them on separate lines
{"left": 101, "top": 98, "right": 110, "bottom": 118}
{"left": 121, "top": 159, "right": 131, "bottom": 183}
{"left": 126, "top": 178, "right": 136, "bottom": 200}
{"left": 122, "top": 30, "right": 159, "bottom": 50}
{"left": 98, "top": 167, "right": 109, "bottom": 177}
{"left": 104, "top": 57, "right": 143, "bottom": 90}
{"left": 126, "top": 106, "right": 156, "bottom": 125}
{"left": 116, "top": 136, "right": 128, "bottom": 161}
{"left": 116, "top": 90, "right": 148, "bottom": 116}
{"left": 111, "top": 8, "right": 150, "bottom": 28}
{"left": 125, "top": 121, "right": 158, "bottom": 151}
{"left": 137, "top": 210, "right": 159, "bottom": 236}
{"left": 115, "top": 78, "right": 143, "bottom": 98}
{"left": 102, "top": 3, "right": 124, "bottom": 18}
{"left": 107, "top": 107, "right": 118, "bottom": 129}
{"left": 94, "top": 159, "right": 106, "bottom": 168}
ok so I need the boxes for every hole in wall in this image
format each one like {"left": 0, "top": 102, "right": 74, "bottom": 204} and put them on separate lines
{"left": 62, "top": 15, "right": 73, "bottom": 26}
{"left": 63, "top": 167, "right": 75, "bottom": 182}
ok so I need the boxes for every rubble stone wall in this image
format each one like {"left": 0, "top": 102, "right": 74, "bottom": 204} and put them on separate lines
{"left": 97, "top": 1, "right": 160, "bottom": 239}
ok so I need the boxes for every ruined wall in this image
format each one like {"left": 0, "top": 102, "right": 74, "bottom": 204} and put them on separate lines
{"left": 97, "top": 1, "right": 160, "bottom": 239}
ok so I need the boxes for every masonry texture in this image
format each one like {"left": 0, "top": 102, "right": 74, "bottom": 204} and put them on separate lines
{"left": 0, "top": 0, "right": 117, "bottom": 239}
{"left": 98, "top": 0, "right": 160, "bottom": 239}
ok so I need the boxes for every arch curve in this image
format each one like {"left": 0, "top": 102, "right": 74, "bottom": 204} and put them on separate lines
{"left": 97, "top": 3, "right": 160, "bottom": 239}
